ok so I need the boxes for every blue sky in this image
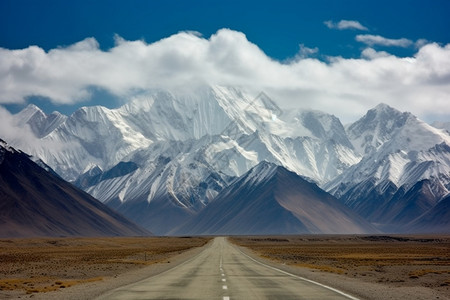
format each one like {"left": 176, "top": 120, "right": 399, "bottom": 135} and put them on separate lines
{"left": 3, "top": 0, "right": 449, "bottom": 59}
{"left": 1, "top": 0, "right": 450, "bottom": 122}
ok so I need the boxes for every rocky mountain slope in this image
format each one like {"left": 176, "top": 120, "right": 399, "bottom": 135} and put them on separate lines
{"left": 0, "top": 139, "right": 150, "bottom": 237}
{"left": 173, "top": 162, "right": 378, "bottom": 235}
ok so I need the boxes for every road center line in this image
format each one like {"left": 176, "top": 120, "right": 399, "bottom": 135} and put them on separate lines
{"left": 222, "top": 285, "right": 228, "bottom": 290}
{"left": 223, "top": 297, "right": 230, "bottom": 300}
{"left": 222, "top": 278, "right": 226, "bottom": 282}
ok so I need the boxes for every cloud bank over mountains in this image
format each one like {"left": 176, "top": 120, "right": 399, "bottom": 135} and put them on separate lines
{"left": 0, "top": 28, "right": 449, "bottom": 122}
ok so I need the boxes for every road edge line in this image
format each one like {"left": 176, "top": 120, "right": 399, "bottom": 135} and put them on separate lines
{"left": 233, "top": 242, "right": 360, "bottom": 300}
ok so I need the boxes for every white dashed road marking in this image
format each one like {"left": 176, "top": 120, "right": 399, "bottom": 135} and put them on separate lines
{"left": 221, "top": 246, "right": 230, "bottom": 300}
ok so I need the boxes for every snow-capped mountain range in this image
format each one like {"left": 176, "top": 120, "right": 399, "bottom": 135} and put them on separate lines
{"left": 4, "top": 86, "right": 450, "bottom": 233}
{"left": 325, "top": 104, "right": 450, "bottom": 230}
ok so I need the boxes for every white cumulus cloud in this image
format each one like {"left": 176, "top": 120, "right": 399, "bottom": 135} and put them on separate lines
{"left": 324, "top": 20, "right": 368, "bottom": 31}
{"left": 0, "top": 29, "right": 450, "bottom": 123}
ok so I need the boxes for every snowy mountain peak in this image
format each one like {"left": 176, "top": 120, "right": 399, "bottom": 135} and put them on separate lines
{"left": 367, "top": 103, "right": 414, "bottom": 126}
{"left": 15, "top": 104, "right": 45, "bottom": 125}
{"left": 346, "top": 103, "right": 414, "bottom": 155}
{"left": 15, "top": 104, "right": 67, "bottom": 138}
{"left": 373, "top": 102, "right": 396, "bottom": 112}
{"left": 331, "top": 107, "right": 450, "bottom": 189}
{"left": 297, "top": 110, "right": 353, "bottom": 147}
{"left": 236, "top": 161, "right": 281, "bottom": 187}
{"left": 17, "top": 104, "right": 44, "bottom": 119}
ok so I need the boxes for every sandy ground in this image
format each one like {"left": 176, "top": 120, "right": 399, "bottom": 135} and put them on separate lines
{"left": 0, "top": 235, "right": 449, "bottom": 299}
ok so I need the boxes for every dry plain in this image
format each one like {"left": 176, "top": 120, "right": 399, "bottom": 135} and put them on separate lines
{"left": 231, "top": 235, "right": 450, "bottom": 299}
{"left": 0, "top": 236, "right": 210, "bottom": 299}
{"left": 0, "top": 235, "right": 449, "bottom": 299}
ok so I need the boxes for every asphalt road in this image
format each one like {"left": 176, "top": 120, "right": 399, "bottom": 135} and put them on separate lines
{"left": 97, "top": 237, "right": 359, "bottom": 300}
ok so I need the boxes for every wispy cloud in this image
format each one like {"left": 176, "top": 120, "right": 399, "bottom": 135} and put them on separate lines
{"left": 0, "top": 29, "right": 449, "bottom": 122}
{"left": 356, "top": 34, "right": 413, "bottom": 47}
{"left": 292, "top": 44, "right": 319, "bottom": 60}
{"left": 324, "top": 20, "right": 368, "bottom": 31}
{"left": 415, "top": 39, "right": 430, "bottom": 48}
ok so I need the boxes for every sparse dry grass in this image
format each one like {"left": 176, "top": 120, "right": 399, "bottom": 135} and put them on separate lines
{"left": 0, "top": 237, "right": 210, "bottom": 296}
{"left": 0, "top": 277, "right": 103, "bottom": 294}
{"left": 409, "top": 269, "right": 450, "bottom": 278}
{"left": 230, "top": 235, "right": 450, "bottom": 294}
{"left": 293, "top": 263, "right": 346, "bottom": 274}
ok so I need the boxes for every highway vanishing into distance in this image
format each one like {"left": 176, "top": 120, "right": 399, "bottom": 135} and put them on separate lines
{"left": 97, "top": 237, "right": 359, "bottom": 300}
